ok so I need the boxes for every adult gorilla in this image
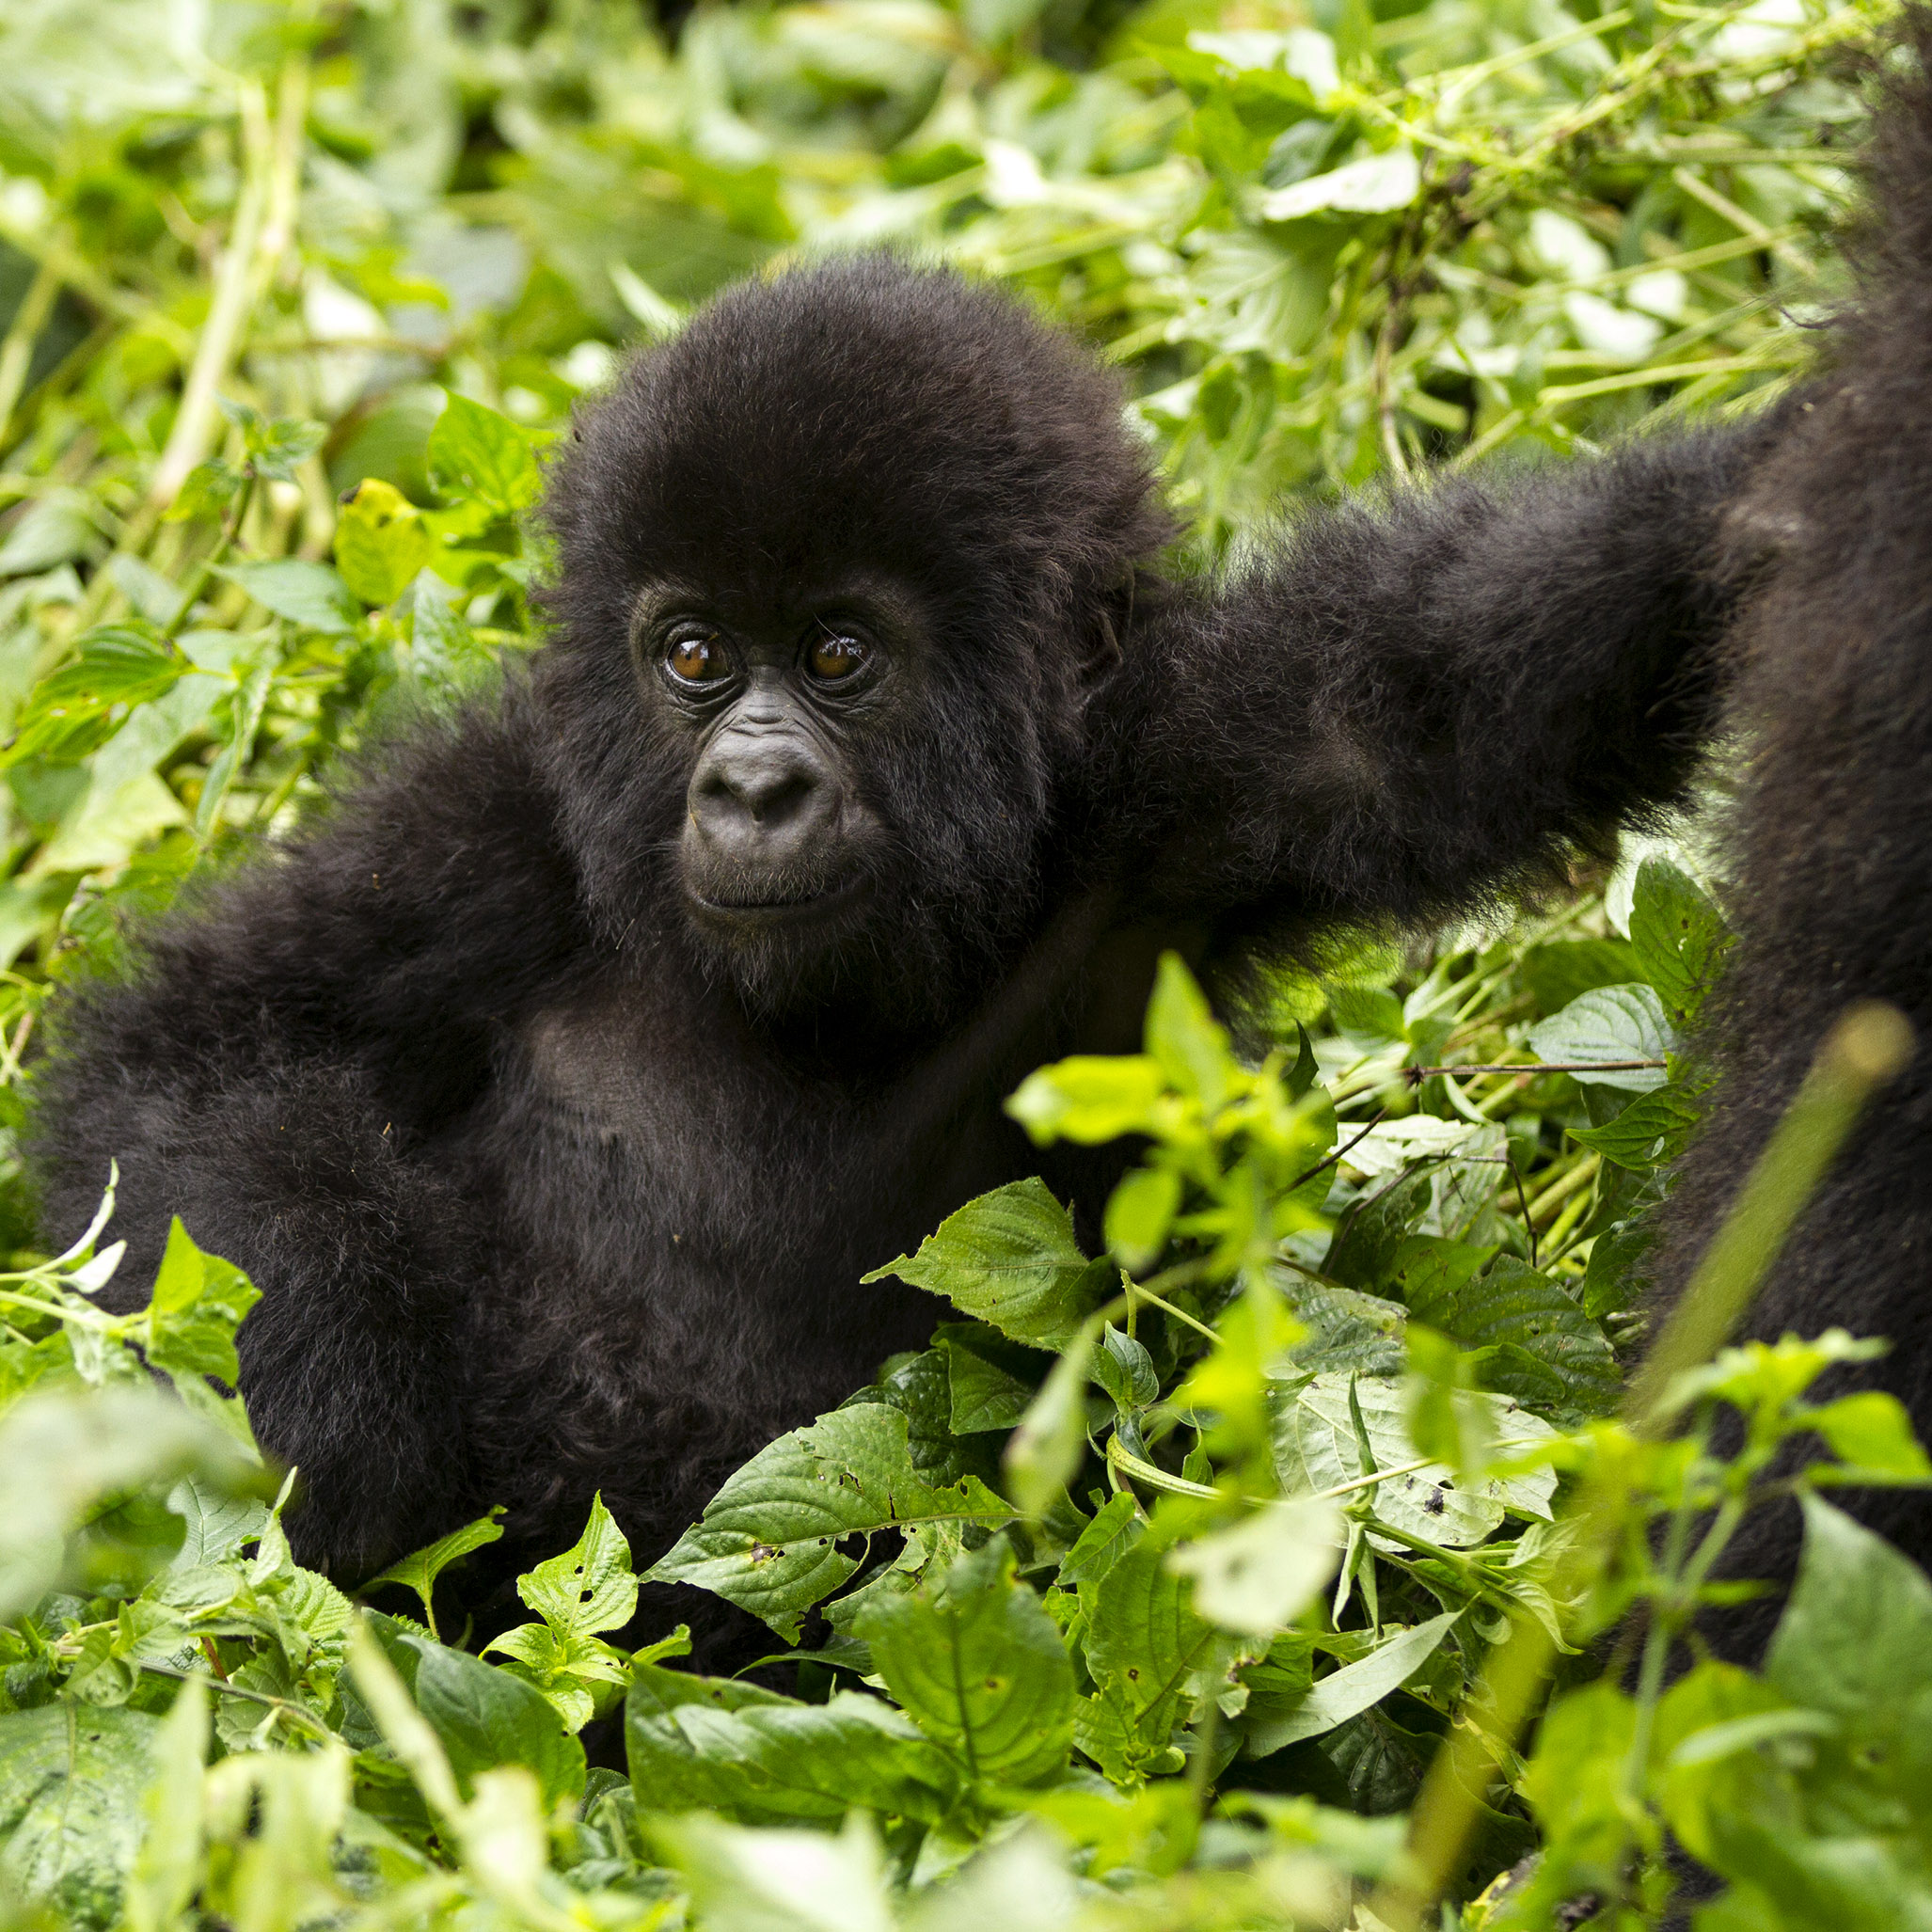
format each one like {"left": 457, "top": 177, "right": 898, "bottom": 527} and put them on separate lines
{"left": 29, "top": 258, "right": 1769, "bottom": 1630}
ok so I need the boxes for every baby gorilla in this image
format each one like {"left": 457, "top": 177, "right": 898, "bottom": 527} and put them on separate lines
{"left": 30, "top": 259, "right": 1772, "bottom": 1645}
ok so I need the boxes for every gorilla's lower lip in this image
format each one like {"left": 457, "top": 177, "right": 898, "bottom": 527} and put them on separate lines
{"left": 689, "top": 880, "right": 866, "bottom": 922}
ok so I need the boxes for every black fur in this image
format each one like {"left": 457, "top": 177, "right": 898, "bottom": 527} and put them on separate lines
{"left": 29, "top": 258, "right": 1773, "bottom": 1648}
{"left": 1648, "top": 9, "right": 1932, "bottom": 1658}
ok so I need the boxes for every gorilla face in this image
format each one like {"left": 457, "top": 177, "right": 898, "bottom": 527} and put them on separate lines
{"left": 630, "top": 575, "right": 911, "bottom": 940}
{"left": 538, "top": 259, "right": 1173, "bottom": 1031}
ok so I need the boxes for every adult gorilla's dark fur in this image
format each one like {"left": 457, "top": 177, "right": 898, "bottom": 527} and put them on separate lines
{"left": 30, "top": 251, "right": 1771, "bottom": 1647}
{"left": 1648, "top": 8, "right": 1932, "bottom": 1659}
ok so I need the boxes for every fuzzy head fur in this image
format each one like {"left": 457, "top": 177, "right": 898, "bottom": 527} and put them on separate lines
{"left": 534, "top": 258, "right": 1174, "bottom": 1026}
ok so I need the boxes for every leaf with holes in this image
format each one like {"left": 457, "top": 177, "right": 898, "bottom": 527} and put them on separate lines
{"left": 644, "top": 1402, "right": 1015, "bottom": 1641}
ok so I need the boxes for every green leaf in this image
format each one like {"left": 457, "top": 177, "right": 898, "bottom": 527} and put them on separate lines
{"left": 1243, "top": 1610, "right": 1462, "bottom": 1757}
{"left": 363, "top": 1510, "right": 506, "bottom": 1637}
{"left": 1765, "top": 1496, "right": 1932, "bottom": 1819}
{"left": 221, "top": 560, "right": 359, "bottom": 636}
{"left": 646, "top": 1812, "right": 896, "bottom": 1932}
{"left": 0, "top": 1706, "right": 160, "bottom": 1930}
{"left": 427, "top": 392, "right": 543, "bottom": 516}
{"left": 123, "top": 1678, "right": 208, "bottom": 1932}
{"left": 1403, "top": 1255, "right": 1620, "bottom": 1417}
{"left": 1093, "top": 1324, "right": 1159, "bottom": 1411}
{"left": 862, "top": 1179, "right": 1112, "bottom": 1349}
{"left": 4, "top": 626, "right": 184, "bottom": 768}
{"left": 1522, "top": 938, "right": 1642, "bottom": 1016}
{"left": 364, "top": 1617, "right": 585, "bottom": 1810}
{"left": 856, "top": 1540, "right": 1075, "bottom": 1786}
{"left": 1527, "top": 983, "right": 1676, "bottom": 1090}
{"left": 1006, "top": 1055, "right": 1165, "bottom": 1144}
{"left": 625, "top": 1665, "right": 958, "bottom": 1825}
{"left": 1629, "top": 857, "right": 1730, "bottom": 1027}
{"left": 1271, "top": 1371, "right": 1557, "bottom": 1549}
{"left": 1076, "top": 1540, "right": 1219, "bottom": 1783}
{"left": 144, "top": 1218, "right": 261, "bottom": 1386}
{"left": 934, "top": 1323, "right": 1043, "bottom": 1434}
{"left": 1105, "top": 1166, "right": 1182, "bottom": 1275}
{"left": 643, "top": 1403, "right": 1013, "bottom": 1642}
{"left": 1805, "top": 1392, "right": 1932, "bottom": 1481}
{"left": 515, "top": 1491, "right": 637, "bottom": 1639}
{"left": 1166, "top": 1497, "right": 1342, "bottom": 1638}
{"left": 334, "top": 479, "right": 434, "bottom": 606}
{"left": 1145, "top": 952, "right": 1234, "bottom": 1111}
{"left": 1003, "top": 1314, "right": 1102, "bottom": 1517}
{"left": 1568, "top": 1077, "right": 1708, "bottom": 1169}
{"left": 1058, "top": 1490, "right": 1146, "bottom": 1586}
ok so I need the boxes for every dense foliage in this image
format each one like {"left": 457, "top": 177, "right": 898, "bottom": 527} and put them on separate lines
{"left": 1, "top": 0, "right": 1928, "bottom": 1926}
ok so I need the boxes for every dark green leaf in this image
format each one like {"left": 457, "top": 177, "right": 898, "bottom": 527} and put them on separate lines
{"left": 624, "top": 1663, "right": 958, "bottom": 1825}
{"left": 862, "top": 1179, "right": 1112, "bottom": 1350}
{"left": 1630, "top": 858, "right": 1730, "bottom": 1027}
{"left": 857, "top": 1540, "right": 1074, "bottom": 1785}
{"left": 0, "top": 1706, "right": 158, "bottom": 1930}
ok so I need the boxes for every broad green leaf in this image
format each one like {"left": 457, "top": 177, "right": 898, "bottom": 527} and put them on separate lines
{"left": 0, "top": 1705, "right": 160, "bottom": 1930}
{"left": 1271, "top": 1371, "right": 1558, "bottom": 1550}
{"left": 1765, "top": 1497, "right": 1932, "bottom": 1820}
{"left": 1403, "top": 1255, "right": 1619, "bottom": 1417}
{"left": 1076, "top": 1541, "right": 1219, "bottom": 1783}
{"left": 1105, "top": 1165, "right": 1182, "bottom": 1275}
{"left": 1569, "top": 1078, "right": 1708, "bottom": 1170}
{"left": 855, "top": 1540, "right": 1075, "bottom": 1786}
{"left": 934, "top": 1323, "right": 1042, "bottom": 1435}
{"left": 334, "top": 479, "right": 434, "bottom": 606}
{"left": 1805, "top": 1392, "right": 1932, "bottom": 1481}
{"left": 0, "top": 1389, "right": 260, "bottom": 1622}
{"left": 1522, "top": 938, "right": 1642, "bottom": 1016}
{"left": 863, "top": 1179, "right": 1112, "bottom": 1349}
{"left": 644, "top": 1403, "right": 1013, "bottom": 1641}
{"left": 221, "top": 560, "right": 359, "bottom": 636}
{"left": 363, "top": 1510, "right": 506, "bottom": 1636}
{"left": 515, "top": 1491, "right": 637, "bottom": 1639}
{"left": 1629, "top": 858, "right": 1730, "bottom": 1028}
{"left": 647, "top": 1813, "right": 895, "bottom": 1932}
{"left": 1243, "top": 1610, "right": 1462, "bottom": 1756}
{"left": 1006, "top": 1056, "right": 1165, "bottom": 1144}
{"left": 427, "top": 392, "right": 543, "bottom": 516}
{"left": 144, "top": 1218, "right": 261, "bottom": 1386}
{"left": 1526, "top": 984, "right": 1676, "bottom": 1090}
{"left": 1166, "top": 1497, "right": 1342, "bottom": 1638}
{"left": 364, "top": 1617, "right": 584, "bottom": 1810}
{"left": 1058, "top": 1491, "right": 1146, "bottom": 1586}
{"left": 625, "top": 1665, "right": 958, "bottom": 1825}
{"left": 166, "top": 1478, "right": 268, "bottom": 1567}
{"left": 3, "top": 626, "right": 183, "bottom": 768}
{"left": 1145, "top": 953, "right": 1234, "bottom": 1111}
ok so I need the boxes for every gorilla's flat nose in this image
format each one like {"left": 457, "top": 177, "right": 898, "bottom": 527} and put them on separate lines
{"left": 689, "top": 729, "right": 837, "bottom": 859}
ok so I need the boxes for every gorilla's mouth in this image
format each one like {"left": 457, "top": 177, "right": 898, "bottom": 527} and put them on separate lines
{"left": 689, "top": 878, "right": 869, "bottom": 923}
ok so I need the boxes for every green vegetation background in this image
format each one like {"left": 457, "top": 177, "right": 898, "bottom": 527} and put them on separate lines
{"left": 2, "top": 1, "right": 1928, "bottom": 1928}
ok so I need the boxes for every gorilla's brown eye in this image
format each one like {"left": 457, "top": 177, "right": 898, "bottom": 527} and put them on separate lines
{"left": 667, "top": 633, "right": 728, "bottom": 684}
{"left": 809, "top": 631, "right": 867, "bottom": 682}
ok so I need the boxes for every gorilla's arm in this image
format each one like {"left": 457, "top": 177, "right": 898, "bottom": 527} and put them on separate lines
{"left": 1111, "top": 423, "right": 1774, "bottom": 943}
{"left": 27, "top": 698, "right": 584, "bottom": 1573}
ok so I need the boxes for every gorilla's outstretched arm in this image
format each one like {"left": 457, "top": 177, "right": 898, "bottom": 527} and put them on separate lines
{"left": 1111, "top": 423, "right": 1773, "bottom": 948}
